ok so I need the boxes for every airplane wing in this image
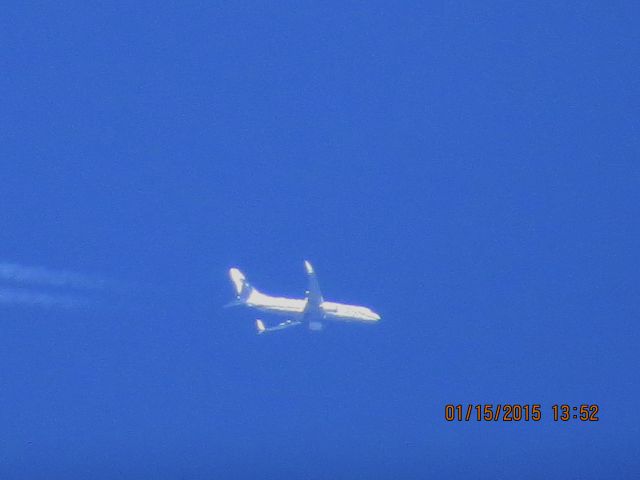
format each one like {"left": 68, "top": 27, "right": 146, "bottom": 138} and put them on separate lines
{"left": 256, "top": 319, "right": 302, "bottom": 334}
{"left": 303, "top": 260, "right": 324, "bottom": 309}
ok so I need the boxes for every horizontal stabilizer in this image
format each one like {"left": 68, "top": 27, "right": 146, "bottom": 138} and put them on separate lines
{"left": 223, "top": 299, "right": 244, "bottom": 308}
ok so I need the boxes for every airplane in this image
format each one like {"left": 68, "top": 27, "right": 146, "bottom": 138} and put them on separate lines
{"left": 225, "top": 261, "right": 381, "bottom": 334}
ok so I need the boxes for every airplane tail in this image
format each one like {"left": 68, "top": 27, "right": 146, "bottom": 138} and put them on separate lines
{"left": 256, "top": 319, "right": 266, "bottom": 334}
{"left": 226, "top": 268, "right": 255, "bottom": 306}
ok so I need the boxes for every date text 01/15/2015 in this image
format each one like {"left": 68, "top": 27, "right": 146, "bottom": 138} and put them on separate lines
{"left": 444, "top": 404, "right": 599, "bottom": 422}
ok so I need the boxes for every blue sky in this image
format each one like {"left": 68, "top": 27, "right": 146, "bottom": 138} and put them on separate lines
{"left": 0, "top": 2, "right": 638, "bottom": 478}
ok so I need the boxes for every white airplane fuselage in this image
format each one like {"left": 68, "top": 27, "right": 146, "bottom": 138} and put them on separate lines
{"left": 245, "top": 290, "right": 381, "bottom": 323}
{"left": 227, "top": 262, "right": 380, "bottom": 333}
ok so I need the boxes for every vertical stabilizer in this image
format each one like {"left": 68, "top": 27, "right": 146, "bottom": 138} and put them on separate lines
{"left": 228, "top": 268, "right": 256, "bottom": 304}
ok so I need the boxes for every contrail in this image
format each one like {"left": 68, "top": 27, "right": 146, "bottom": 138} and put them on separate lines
{"left": 0, "top": 262, "right": 111, "bottom": 291}
{"left": 0, "top": 287, "right": 89, "bottom": 309}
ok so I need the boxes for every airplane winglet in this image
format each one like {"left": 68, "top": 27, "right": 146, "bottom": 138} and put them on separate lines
{"left": 303, "top": 260, "right": 323, "bottom": 308}
{"left": 304, "top": 260, "right": 314, "bottom": 275}
{"left": 256, "top": 319, "right": 266, "bottom": 334}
